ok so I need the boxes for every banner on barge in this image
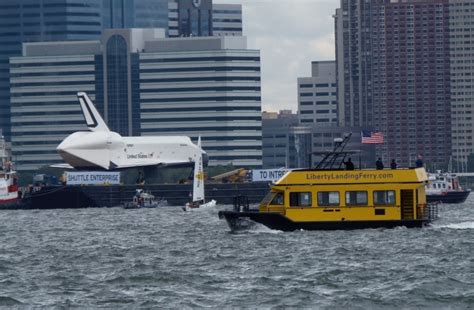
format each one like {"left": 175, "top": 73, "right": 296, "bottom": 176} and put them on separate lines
{"left": 66, "top": 171, "right": 121, "bottom": 185}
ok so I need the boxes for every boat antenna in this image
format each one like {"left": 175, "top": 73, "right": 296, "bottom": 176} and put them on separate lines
{"left": 314, "top": 133, "right": 352, "bottom": 170}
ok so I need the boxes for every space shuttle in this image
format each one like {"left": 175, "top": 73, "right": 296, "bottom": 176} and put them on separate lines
{"left": 56, "top": 92, "right": 206, "bottom": 170}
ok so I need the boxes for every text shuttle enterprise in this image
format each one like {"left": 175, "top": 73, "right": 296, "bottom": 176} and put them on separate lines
{"left": 56, "top": 92, "right": 207, "bottom": 170}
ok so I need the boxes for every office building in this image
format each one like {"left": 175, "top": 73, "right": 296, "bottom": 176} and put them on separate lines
{"left": 3, "top": 0, "right": 243, "bottom": 142}
{"left": 0, "top": 0, "right": 171, "bottom": 142}
{"left": 334, "top": 1, "right": 373, "bottom": 128}
{"left": 168, "top": 0, "right": 213, "bottom": 37}
{"left": 262, "top": 110, "right": 298, "bottom": 168}
{"left": 10, "top": 30, "right": 261, "bottom": 171}
{"left": 335, "top": 0, "right": 451, "bottom": 169}
{"left": 212, "top": 3, "right": 243, "bottom": 37}
{"left": 0, "top": 0, "right": 102, "bottom": 142}
{"left": 168, "top": 0, "right": 242, "bottom": 37}
{"left": 262, "top": 111, "right": 374, "bottom": 169}
{"left": 139, "top": 36, "right": 261, "bottom": 167}
{"left": 102, "top": 0, "right": 169, "bottom": 29}
{"left": 449, "top": 0, "right": 474, "bottom": 171}
{"left": 262, "top": 110, "right": 312, "bottom": 169}
{"left": 297, "top": 61, "right": 338, "bottom": 126}
{"left": 371, "top": 0, "right": 451, "bottom": 169}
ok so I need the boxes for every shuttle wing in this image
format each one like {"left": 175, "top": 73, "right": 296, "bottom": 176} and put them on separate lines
{"left": 77, "top": 92, "right": 110, "bottom": 132}
{"left": 50, "top": 163, "right": 75, "bottom": 169}
{"left": 51, "top": 160, "right": 192, "bottom": 171}
{"left": 109, "top": 159, "right": 193, "bottom": 170}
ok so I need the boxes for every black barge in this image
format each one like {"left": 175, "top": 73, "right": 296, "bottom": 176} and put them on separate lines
{"left": 4, "top": 182, "right": 270, "bottom": 209}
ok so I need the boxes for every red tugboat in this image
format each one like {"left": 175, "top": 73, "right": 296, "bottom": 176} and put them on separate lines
{"left": 0, "top": 133, "right": 21, "bottom": 208}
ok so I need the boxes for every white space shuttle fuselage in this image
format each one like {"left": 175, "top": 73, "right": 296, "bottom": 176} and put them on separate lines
{"left": 56, "top": 93, "right": 204, "bottom": 170}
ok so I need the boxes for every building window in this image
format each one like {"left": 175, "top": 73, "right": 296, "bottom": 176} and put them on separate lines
{"left": 374, "top": 190, "right": 396, "bottom": 205}
{"left": 290, "top": 192, "right": 312, "bottom": 207}
{"left": 345, "top": 191, "right": 368, "bottom": 206}
{"left": 106, "top": 34, "right": 129, "bottom": 136}
{"left": 317, "top": 191, "right": 340, "bottom": 206}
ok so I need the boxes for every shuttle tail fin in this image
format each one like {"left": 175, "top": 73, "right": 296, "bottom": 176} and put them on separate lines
{"left": 77, "top": 92, "right": 110, "bottom": 132}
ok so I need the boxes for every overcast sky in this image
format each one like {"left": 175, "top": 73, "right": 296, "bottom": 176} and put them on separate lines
{"left": 216, "top": 0, "right": 339, "bottom": 113}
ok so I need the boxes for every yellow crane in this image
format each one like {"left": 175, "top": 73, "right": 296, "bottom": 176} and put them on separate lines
{"left": 211, "top": 168, "right": 249, "bottom": 183}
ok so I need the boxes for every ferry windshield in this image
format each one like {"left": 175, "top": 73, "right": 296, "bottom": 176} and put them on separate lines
{"left": 260, "top": 191, "right": 284, "bottom": 206}
{"left": 270, "top": 193, "right": 284, "bottom": 205}
{"left": 260, "top": 192, "right": 275, "bottom": 205}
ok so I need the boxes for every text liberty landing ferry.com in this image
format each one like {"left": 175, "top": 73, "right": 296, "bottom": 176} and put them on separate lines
{"left": 305, "top": 172, "right": 394, "bottom": 181}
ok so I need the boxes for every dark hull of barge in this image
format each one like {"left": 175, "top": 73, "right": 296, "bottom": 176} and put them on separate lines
{"left": 2, "top": 183, "right": 270, "bottom": 209}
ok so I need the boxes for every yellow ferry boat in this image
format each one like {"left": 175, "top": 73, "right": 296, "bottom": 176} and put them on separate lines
{"left": 218, "top": 135, "right": 439, "bottom": 231}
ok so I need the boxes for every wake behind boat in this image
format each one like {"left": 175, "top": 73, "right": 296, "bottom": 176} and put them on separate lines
{"left": 183, "top": 199, "right": 217, "bottom": 211}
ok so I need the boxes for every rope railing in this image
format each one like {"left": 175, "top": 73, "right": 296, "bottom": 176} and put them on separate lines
{"left": 417, "top": 203, "right": 439, "bottom": 220}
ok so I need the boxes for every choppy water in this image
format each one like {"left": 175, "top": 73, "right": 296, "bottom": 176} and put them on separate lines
{"left": 0, "top": 198, "right": 473, "bottom": 308}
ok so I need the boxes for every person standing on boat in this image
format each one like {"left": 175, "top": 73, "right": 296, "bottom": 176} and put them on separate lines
{"left": 376, "top": 158, "right": 384, "bottom": 170}
{"left": 390, "top": 159, "right": 397, "bottom": 169}
{"left": 415, "top": 154, "right": 424, "bottom": 168}
{"left": 136, "top": 172, "right": 145, "bottom": 185}
{"left": 344, "top": 158, "right": 355, "bottom": 170}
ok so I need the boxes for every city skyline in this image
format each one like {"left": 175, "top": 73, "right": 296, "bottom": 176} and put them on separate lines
{"left": 217, "top": 0, "right": 337, "bottom": 113}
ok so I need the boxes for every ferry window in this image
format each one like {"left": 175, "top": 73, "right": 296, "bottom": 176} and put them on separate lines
{"left": 290, "top": 192, "right": 312, "bottom": 207}
{"left": 374, "top": 190, "right": 396, "bottom": 205}
{"left": 345, "top": 191, "right": 368, "bottom": 206}
{"left": 261, "top": 191, "right": 277, "bottom": 205}
{"left": 317, "top": 191, "right": 340, "bottom": 206}
{"left": 270, "top": 193, "right": 284, "bottom": 205}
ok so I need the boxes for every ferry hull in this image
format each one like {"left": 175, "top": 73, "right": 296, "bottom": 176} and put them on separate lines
{"left": 218, "top": 211, "right": 431, "bottom": 232}
{"left": 426, "top": 191, "right": 470, "bottom": 204}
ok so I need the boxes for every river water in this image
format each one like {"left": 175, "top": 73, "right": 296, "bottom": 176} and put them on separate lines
{"left": 0, "top": 198, "right": 473, "bottom": 308}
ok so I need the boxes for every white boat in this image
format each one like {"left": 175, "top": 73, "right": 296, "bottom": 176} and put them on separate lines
{"left": 123, "top": 189, "right": 168, "bottom": 209}
{"left": 184, "top": 199, "right": 217, "bottom": 211}
{"left": 0, "top": 133, "right": 20, "bottom": 208}
{"left": 426, "top": 171, "right": 470, "bottom": 203}
{"left": 183, "top": 137, "right": 217, "bottom": 211}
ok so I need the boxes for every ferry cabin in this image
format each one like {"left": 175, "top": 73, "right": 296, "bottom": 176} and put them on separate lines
{"left": 255, "top": 168, "right": 430, "bottom": 230}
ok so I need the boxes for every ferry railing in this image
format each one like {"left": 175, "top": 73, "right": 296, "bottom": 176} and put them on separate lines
{"left": 417, "top": 203, "right": 439, "bottom": 220}
{"left": 233, "top": 194, "right": 249, "bottom": 212}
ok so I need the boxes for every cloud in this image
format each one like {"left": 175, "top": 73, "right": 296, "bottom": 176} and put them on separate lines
{"left": 216, "top": 0, "right": 339, "bottom": 112}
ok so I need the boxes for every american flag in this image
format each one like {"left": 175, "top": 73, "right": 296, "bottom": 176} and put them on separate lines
{"left": 361, "top": 131, "right": 384, "bottom": 144}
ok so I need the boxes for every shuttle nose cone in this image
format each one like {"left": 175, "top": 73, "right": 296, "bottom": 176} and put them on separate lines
{"left": 57, "top": 132, "right": 89, "bottom": 153}
{"left": 56, "top": 132, "right": 111, "bottom": 170}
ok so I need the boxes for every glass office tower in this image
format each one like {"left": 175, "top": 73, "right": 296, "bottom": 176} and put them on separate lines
{"left": 0, "top": 0, "right": 169, "bottom": 141}
{"left": 102, "top": 0, "right": 169, "bottom": 29}
{"left": 0, "top": 0, "right": 103, "bottom": 141}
